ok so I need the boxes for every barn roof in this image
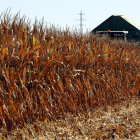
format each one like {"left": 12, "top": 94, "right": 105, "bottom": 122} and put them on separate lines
{"left": 120, "top": 15, "right": 140, "bottom": 30}
{"left": 92, "top": 15, "right": 140, "bottom": 33}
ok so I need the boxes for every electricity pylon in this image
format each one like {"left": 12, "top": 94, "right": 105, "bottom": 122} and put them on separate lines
{"left": 75, "top": 10, "right": 87, "bottom": 34}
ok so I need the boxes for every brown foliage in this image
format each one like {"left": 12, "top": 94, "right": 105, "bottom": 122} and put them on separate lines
{"left": 0, "top": 10, "right": 139, "bottom": 133}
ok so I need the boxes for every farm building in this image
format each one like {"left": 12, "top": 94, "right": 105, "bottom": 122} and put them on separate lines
{"left": 91, "top": 15, "right": 140, "bottom": 41}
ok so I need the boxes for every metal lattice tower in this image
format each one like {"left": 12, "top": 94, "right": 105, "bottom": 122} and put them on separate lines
{"left": 75, "top": 10, "right": 87, "bottom": 34}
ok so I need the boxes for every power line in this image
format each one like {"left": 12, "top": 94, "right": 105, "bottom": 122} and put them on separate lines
{"left": 75, "top": 10, "right": 87, "bottom": 34}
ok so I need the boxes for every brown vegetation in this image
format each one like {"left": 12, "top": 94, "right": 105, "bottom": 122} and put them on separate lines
{"left": 4, "top": 96, "right": 140, "bottom": 139}
{"left": 0, "top": 10, "right": 140, "bottom": 139}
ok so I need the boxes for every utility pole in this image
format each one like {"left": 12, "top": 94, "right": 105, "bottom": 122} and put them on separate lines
{"left": 75, "top": 10, "right": 87, "bottom": 34}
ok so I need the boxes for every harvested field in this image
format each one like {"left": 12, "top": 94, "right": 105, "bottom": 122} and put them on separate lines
{"left": 2, "top": 96, "right": 140, "bottom": 139}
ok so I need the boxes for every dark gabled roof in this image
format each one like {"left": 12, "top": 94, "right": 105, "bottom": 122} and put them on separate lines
{"left": 121, "top": 15, "right": 140, "bottom": 30}
{"left": 92, "top": 15, "right": 140, "bottom": 33}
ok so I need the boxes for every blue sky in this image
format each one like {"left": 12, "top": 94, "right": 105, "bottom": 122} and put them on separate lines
{"left": 1, "top": 0, "right": 140, "bottom": 33}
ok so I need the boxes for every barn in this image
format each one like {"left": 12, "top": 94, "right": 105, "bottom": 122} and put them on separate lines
{"left": 91, "top": 15, "right": 140, "bottom": 41}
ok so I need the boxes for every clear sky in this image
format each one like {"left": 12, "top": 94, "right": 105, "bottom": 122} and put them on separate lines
{"left": 1, "top": 0, "right": 140, "bottom": 33}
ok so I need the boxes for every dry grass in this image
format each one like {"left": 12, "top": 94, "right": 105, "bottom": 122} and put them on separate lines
{"left": 0, "top": 9, "right": 140, "bottom": 139}
{"left": 1, "top": 96, "right": 139, "bottom": 140}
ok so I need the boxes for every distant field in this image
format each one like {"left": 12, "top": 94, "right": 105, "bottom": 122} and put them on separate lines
{"left": 0, "top": 10, "right": 140, "bottom": 139}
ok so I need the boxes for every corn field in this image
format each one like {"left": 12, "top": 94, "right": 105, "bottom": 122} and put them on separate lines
{"left": 0, "top": 11, "right": 140, "bottom": 132}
